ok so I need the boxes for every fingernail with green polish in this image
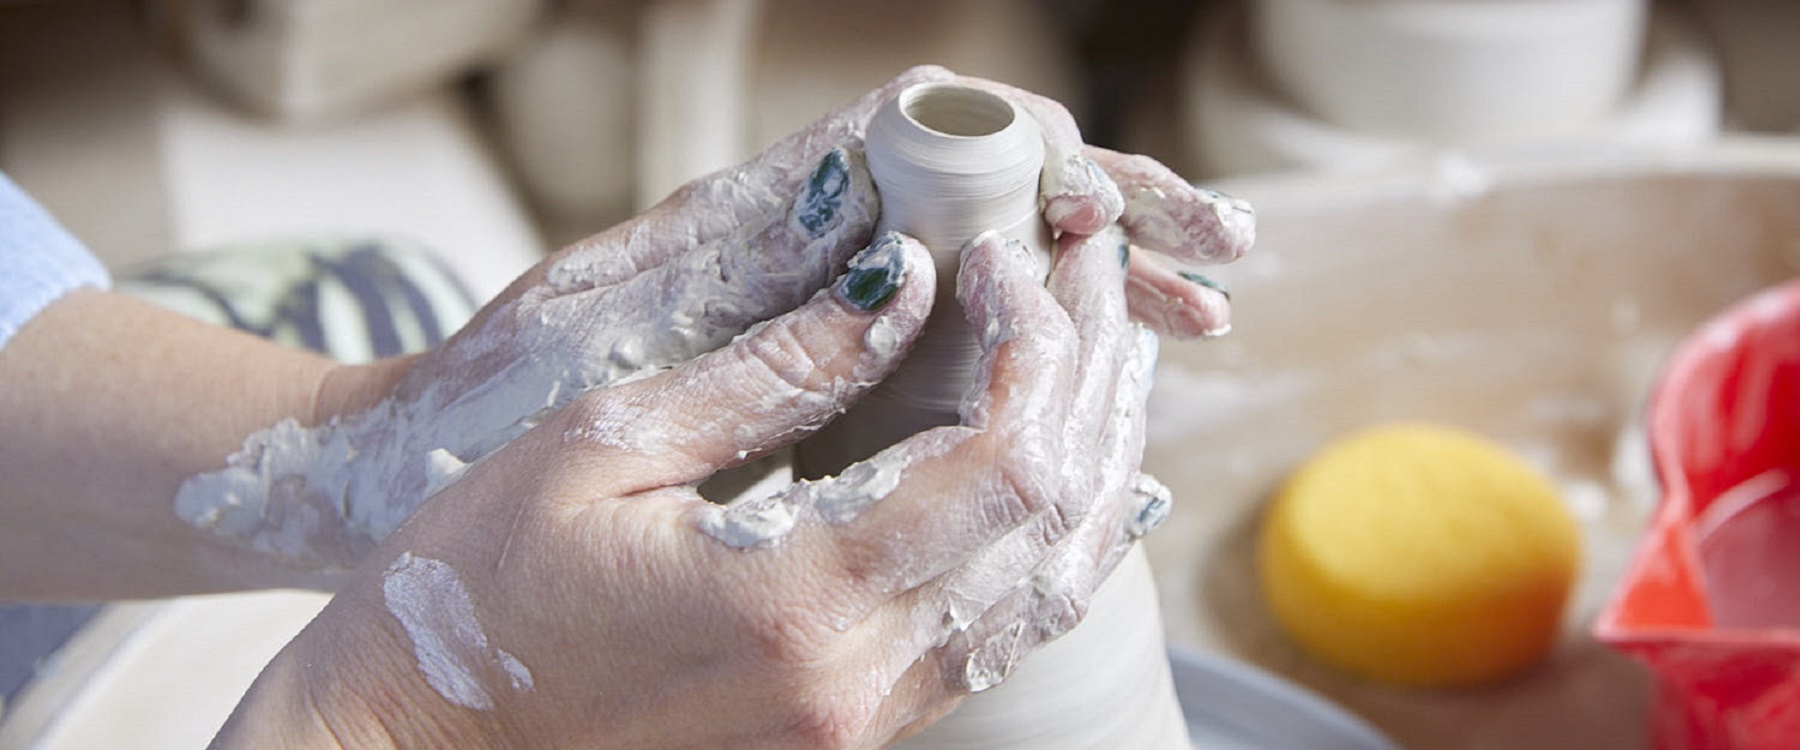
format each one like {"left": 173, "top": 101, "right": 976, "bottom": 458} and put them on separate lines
{"left": 1179, "top": 271, "right": 1229, "bottom": 299}
{"left": 838, "top": 233, "right": 907, "bottom": 311}
{"left": 1118, "top": 241, "right": 1131, "bottom": 269}
{"left": 795, "top": 149, "right": 851, "bottom": 239}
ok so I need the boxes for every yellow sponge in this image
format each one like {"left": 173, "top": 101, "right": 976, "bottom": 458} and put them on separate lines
{"left": 1258, "top": 423, "right": 1580, "bottom": 688}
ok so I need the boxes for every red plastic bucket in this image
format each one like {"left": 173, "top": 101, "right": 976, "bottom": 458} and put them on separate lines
{"left": 1595, "top": 279, "right": 1800, "bottom": 749}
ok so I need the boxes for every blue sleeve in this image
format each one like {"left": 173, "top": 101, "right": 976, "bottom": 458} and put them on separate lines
{"left": 0, "top": 171, "right": 110, "bottom": 351}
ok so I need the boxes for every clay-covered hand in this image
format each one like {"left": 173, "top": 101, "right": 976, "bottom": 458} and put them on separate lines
{"left": 214, "top": 229, "right": 1158, "bottom": 749}
{"left": 172, "top": 71, "right": 910, "bottom": 573}
{"left": 171, "top": 65, "right": 1236, "bottom": 577}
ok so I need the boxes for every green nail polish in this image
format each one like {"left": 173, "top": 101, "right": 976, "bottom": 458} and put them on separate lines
{"left": 838, "top": 234, "right": 906, "bottom": 311}
{"left": 1179, "top": 271, "right": 1229, "bottom": 299}
{"left": 796, "top": 149, "right": 850, "bottom": 238}
{"left": 1118, "top": 241, "right": 1130, "bottom": 269}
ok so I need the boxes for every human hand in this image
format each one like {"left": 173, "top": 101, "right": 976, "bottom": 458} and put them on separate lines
{"left": 214, "top": 226, "right": 1161, "bottom": 749}
{"left": 173, "top": 65, "right": 1245, "bottom": 576}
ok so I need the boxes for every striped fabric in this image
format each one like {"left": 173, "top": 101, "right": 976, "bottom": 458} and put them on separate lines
{"left": 116, "top": 237, "right": 478, "bottom": 363}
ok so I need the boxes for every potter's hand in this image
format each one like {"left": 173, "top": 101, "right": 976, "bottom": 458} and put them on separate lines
{"left": 214, "top": 228, "right": 1155, "bottom": 748}
{"left": 170, "top": 71, "right": 917, "bottom": 572}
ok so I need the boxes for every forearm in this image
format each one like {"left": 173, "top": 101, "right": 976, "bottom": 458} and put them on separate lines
{"left": 0, "top": 289, "right": 402, "bottom": 598}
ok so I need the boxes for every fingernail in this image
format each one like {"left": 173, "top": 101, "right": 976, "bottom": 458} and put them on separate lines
{"left": 795, "top": 148, "right": 851, "bottom": 238}
{"left": 837, "top": 233, "right": 908, "bottom": 311}
{"left": 1126, "top": 474, "right": 1173, "bottom": 540}
{"left": 1178, "top": 271, "right": 1229, "bottom": 300}
{"left": 1118, "top": 240, "right": 1130, "bottom": 269}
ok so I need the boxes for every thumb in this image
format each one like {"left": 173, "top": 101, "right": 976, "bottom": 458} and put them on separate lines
{"left": 548, "top": 233, "right": 935, "bottom": 496}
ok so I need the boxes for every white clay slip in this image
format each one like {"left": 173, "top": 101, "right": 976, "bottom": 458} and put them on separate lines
{"left": 382, "top": 552, "right": 533, "bottom": 710}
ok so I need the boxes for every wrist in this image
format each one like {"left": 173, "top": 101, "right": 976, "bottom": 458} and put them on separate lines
{"left": 312, "top": 355, "right": 417, "bottom": 425}
{"left": 212, "top": 635, "right": 375, "bottom": 750}
{"left": 217, "top": 590, "right": 500, "bottom": 749}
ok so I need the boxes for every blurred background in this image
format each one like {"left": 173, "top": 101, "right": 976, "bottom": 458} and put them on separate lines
{"left": 5, "top": 0, "right": 1791, "bottom": 282}
{"left": 4, "top": 1, "right": 1800, "bottom": 748}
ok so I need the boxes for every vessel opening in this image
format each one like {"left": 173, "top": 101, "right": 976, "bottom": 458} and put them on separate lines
{"left": 901, "top": 84, "right": 1015, "bottom": 138}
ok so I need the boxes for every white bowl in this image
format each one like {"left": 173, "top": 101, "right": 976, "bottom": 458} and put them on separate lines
{"left": 1185, "top": 3, "right": 1720, "bottom": 178}
{"left": 1251, "top": 0, "right": 1646, "bottom": 143}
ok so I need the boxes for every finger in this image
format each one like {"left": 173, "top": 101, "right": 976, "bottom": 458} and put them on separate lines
{"left": 1057, "top": 322, "right": 1161, "bottom": 597}
{"left": 1059, "top": 327, "right": 1167, "bottom": 624}
{"left": 955, "top": 230, "right": 1078, "bottom": 432}
{"left": 1047, "top": 225, "right": 1135, "bottom": 462}
{"left": 925, "top": 310, "right": 1161, "bottom": 695}
{"left": 928, "top": 513, "right": 1114, "bottom": 695}
{"left": 955, "top": 76, "right": 1124, "bottom": 236}
{"left": 914, "top": 474, "right": 1136, "bottom": 698}
{"left": 1125, "top": 248, "right": 1233, "bottom": 339}
{"left": 878, "top": 307, "right": 1159, "bottom": 676}
{"left": 1087, "top": 146, "right": 1255, "bottom": 265}
{"left": 545, "top": 67, "right": 956, "bottom": 293}
{"left": 887, "top": 235, "right": 1151, "bottom": 689}
{"left": 873, "top": 485, "right": 1090, "bottom": 673}
{"left": 924, "top": 482, "right": 1132, "bottom": 696}
{"left": 1097, "top": 325, "right": 1163, "bottom": 558}
{"left": 554, "top": 233, "right": 934, "bottom": 497}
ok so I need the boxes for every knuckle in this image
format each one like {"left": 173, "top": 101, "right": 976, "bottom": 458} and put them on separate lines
{"left": 784, "top": 693, "right": 876, "bottom": 750}
{"left": 1037, "top": 501, "right": 1077, "bottom": 549}
{"left": 984, "top": 466, "right": 1043, "bottom": 534}
{"left": 665, "top": 176, "right": 706, "bottom": 207}
{"left": 738, "top": 321, "right": 825, "bottom": 395}
{"left": 832, "top": 537, "right": 896, "bottom": 595}
{"left": 1027, "top": 551, "right": 1099, "bottom": 642}
{"left": 1037, "top": 588, "right": 1090, "bottom": 640}
{"left": 555, "top": 390, "right": 607, "bottom": 425}
{"left": 991, "top": 463, "right": 1082, "bottom": 550}
{"left": 550, "top": 390, "right": 625, "bottom": 443}
{"left": 741, "top": 600, "right": 834, "bottom": 668}
{"left": 730, "top": 571, "right": 869, "bottom": 670}
{"left": 1031, "top": 313, "right": 1079, "bottom": 366}
{"left": 1116, "top": 152, "right": 1164, "bottom": 182}
{"left": 993, "top": 426, "right": 1070, "bottom": 518}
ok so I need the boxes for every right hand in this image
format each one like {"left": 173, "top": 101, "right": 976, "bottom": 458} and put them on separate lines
{"left": 217, "top": 223, "right": 1160, "bottom": 748}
